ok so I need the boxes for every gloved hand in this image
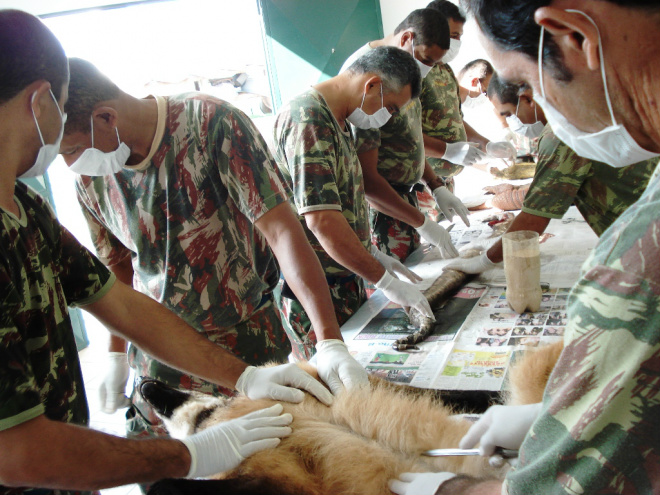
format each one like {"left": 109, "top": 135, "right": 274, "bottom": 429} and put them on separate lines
{"left": 181, "top": 404, "right": 292, "bottom": 478}
{"left": 98, "top": 351, "right": 131, "bottom": 414}
{"left": 458, "top": 237, "right": 499, "bottom": 254}
{"left": 236, "top": 363, "right": 333, "bottom": 406}
{"left": 388, "top": 472, "right": 456, "bottom": 495}
{"left": 415, "top": 217, "right": 459, "bottom": 259}
{"left": 443, "top": 141, "right": 487, "bottom": 166}
{"left": 459, "top": 402, "right": 542, "bottom": 457}
{"left": 443, "top": 251, "right": 498, "bottom": 275}
{"left": 372, "top": 246, "right": 422, "bottom": 283}
{"left": 431, "top": 186, "right": 470, "bottom": 227}
{"left": 375, "top": 271, "right": 434, "bottom": 320}
{"left": 314, "top": 339, "right": 369, "bottom": 395}
{"left": 486, "top": 141, "right": 517, "bottom": 161}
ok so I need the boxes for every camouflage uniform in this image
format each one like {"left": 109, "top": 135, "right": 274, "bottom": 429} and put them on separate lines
{"left": 0, "top": 182, "right": 114, "bottom": 495}
{"left": 76, "top": 93, "right": 292, "bottom": 441}
{"left": 418, "top": 63, "right": 466, "bottom": 218}
{"left": 355, "top": 98, "right": 425, "bottom": 262}
{"left": 273, "top": 89, "right": 370, "bottom": 359}
{"left": 523, "top": 125, "right": 656, "bottom": 236}
{"left": 504, "top": 163, "right": 660, "bottom": 494}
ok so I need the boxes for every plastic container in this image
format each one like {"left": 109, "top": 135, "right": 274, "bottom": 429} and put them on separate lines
{"left": 503, "top": 230, "right": 542, "bottom": 314}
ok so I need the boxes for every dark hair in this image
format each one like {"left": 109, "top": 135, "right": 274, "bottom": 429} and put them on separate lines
{"left": 459, "top": 59, "right": 494, "bottom": 82}
{"left": 393, "top": 8, "right": 450, "bottom": 50}
{"left": 487, "top": 72, "right": 520, "bottom": 106}
{"left": 346, "top": 46, "right": 422, "bottom": 99}
{"left": 65, "top": 57, "right": 121, "bottom": 135}
{"left": 426, "top": 0, "right": 466, "bottom": 23}
{"left": 460, "top": 0, "right": 660, "bottom": 82}
{"left": 0, "top": 9, "right": 68, "bottom": 105}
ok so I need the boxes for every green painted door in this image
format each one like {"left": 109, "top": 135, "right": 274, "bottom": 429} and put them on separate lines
{"left": 258, "top": 0, "right": 383, "bottom": 111}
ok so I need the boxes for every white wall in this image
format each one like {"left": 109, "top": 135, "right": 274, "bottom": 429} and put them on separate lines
{"left": 378, "top": 0, "right": 490, "bottom": 76}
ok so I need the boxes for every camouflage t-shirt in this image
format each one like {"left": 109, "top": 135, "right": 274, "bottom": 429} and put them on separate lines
{"left": 76, "top": 93, "right": 291, "bottom": 373}
{"left": 505, "top": 165, "right": 660, "bottom": 494}
{"left": 355, "top": 98, "right": 425, "bottom": 186}
{"left": 0, "top": 182, "right": 114, "bottom": 495}
{"left": 420, "top": 63, "right": 467, "bottom": 178}
{"left": 523, "top": 125, "right": 657, "bottom": 236}
{"left": 273, "top": 89, "right": 370, "bottom": 277}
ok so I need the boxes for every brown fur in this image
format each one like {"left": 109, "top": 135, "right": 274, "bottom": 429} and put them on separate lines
{"left": 153, "top": 343, "right": 564, "bottom": 495}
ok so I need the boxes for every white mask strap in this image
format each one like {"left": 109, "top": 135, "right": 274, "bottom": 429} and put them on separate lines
{"left": 515, "top": 97, "right": 521, "bottom": 117}
{"left": 90, "top": 115, "right": 122, "bottom": 149}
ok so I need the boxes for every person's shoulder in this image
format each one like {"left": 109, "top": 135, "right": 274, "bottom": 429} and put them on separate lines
{"left": 279, "top": 89, "right": 329, "bottom": 125}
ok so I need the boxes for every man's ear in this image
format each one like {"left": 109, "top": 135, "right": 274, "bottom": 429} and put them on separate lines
{"left": 27, "top": 81, "right": 53, "bottom": 120}
{"left": 534, "top": 7, "right": 601, "bottom": 72}
{"left": 91, "top": 106, "right": 119, "bottom": 131}
{"left": 399, "top": 29, "right": 413, "bottom": 48}
{"left": 470, "top": 77, "right": 480, "bottom": 90}
{"left": 363, "top": 75, "right": 383, "bottom": 95}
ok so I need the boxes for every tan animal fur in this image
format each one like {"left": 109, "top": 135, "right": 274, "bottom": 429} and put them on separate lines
{"left": 150, "top": 343, "right": 564, "bottom": 495}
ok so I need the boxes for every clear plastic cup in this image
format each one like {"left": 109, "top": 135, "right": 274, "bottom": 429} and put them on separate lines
{"left": 503, "top": 230, "right": 541, "bottom": 314}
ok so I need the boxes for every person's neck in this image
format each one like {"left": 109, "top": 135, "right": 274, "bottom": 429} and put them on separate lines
{"left": 313, "top": 74, "right": 356, "bottom": 130}
{"left": 458, "top": 85, "right": 470, "bottom": 103}
{"left": 0, "top": 118, "right": 26, "bottom": 216}
{"left": 119, "top": 95, "right": 160, "bottom": 165}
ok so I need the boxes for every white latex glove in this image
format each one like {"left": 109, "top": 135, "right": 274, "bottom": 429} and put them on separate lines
{"left": 236, "top": 364, "right": 333, "bottom": 406}
{"left": 314, "top": 339, "right": 369, "bottom": 395}
{"left": 375, "top": 271, "right": 434, "bottom": 320}
{"left": 415, "top": 217, "right": 459, "bottom": 259}
{"left": 458, "top": 237, "right": 499, "bottom": 254}
{"left": 431, "top": 186, "right": 470, "bottom": 227}
{"left": 443, "top": 141, "right": 487, "bottom": 166}
{"left": 372, "top": 246, "right": 422, "bottom": 283}
{"left": 389, "top": 472, "right": 456, "bottom": 495}
{"left": 443, "top": 251, "right": 498, "bottom": 275}
{"left": 98, "top": 351, "right": 131, "bottom": 414}
{"left": 486, "top": 141, "right": 517, "bottom": 161}
{"left": 181, "top": 403, "right": 292, "bottom": 478}
{"left": 459, "top": 403, "right": 543, "bottom": 457}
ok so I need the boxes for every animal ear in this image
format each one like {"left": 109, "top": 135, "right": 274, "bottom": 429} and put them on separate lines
{"left": 139, "top": 379, "right": 192, "bottom": 418}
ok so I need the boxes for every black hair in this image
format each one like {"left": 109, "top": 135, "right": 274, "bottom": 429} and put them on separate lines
{"left": 65, "top": 58, "right": 121, "bottom": 135}
{"left": 426, "top": 1, "right": 466, "bottom": 23}
{"left": 460, "top": 0, "right": 660, "bottom": 82}
{"left": 346, "top": 46, "right": 422, "bottom": 99}
{"left": 393, "top": 8, "right": 450, "bottom": 50}
{"left": 487, "top": 72, "right": 520, "bottom": 106}
{"left": 0, "top": 9, "right": 68, "bottom": 105}
{"left": 459, "top": 59, "right": 494, "bottom": 82}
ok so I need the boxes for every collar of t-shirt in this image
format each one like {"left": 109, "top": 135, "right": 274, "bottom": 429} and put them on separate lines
{"left": 124, "top": 95, "right": 167, "bottom": 172}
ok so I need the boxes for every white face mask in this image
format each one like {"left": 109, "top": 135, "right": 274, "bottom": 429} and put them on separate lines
{"left": 411, "top": 37, "right": 433, "bottom": 79}
{"left": 534, "top": 9, "right": 659, "bottom": 168}
{"left": 20, "top": 90, "right": 66, "bottom": 179}
{"left": 346, "top": 84, "right": 392, "bottom": 129}
{"left": 463, "top": 81, "right": 488, "bottom": 111}
{"left": 69, "top": 117, "right": 131, "bottom": 176}
{"left": 506, "top": 99, "right": 545, "bottom": 139}
{"left": 442, "top": 38, "right": 461, "bottom": 64}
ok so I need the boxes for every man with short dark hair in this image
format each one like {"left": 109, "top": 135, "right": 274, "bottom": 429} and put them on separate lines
{"left": 0, "top": 9, "right": 332, "bottom": 494}
{"left": 341, "top": 8, "right": 467, "bottom": 263}
{"left": 60, "top": 56, "right": 366, "bottom": 444}
{"left": 274, "top": 46, "right": 436, "bottom": 359}
{"left": 389, "top": 1, "right": 660, "bottom": 493}
{"left": 458, "top": 59, "right": 494, "bottom": 103}
{"left": 487, "top": 74, "right": 546, "bottom": 139}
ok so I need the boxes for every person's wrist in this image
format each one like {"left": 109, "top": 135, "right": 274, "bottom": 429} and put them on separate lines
{"left": 235, "top": 365, "right": 256, "bottom": 394}
{"left": 374, "top": 270, "right": 394, "bottom": 290}
{"left": 178, "top": 438, "right": 198, "bottom": 479}
{"left": 427, "top": 176, "right": 446, "bottom": 191}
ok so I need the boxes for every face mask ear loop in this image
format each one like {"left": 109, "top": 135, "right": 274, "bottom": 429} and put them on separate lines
{"left": 115, "top": 127, "right": 121, "bottom": 148}
{"left": 538, "top": 26, "right": 547, "bottom": 99}
{"left": 534, "top": 101, "right": 538, "bottom": 122}
{"left": 515, "top": 97, "right": 521, "bottom": 117}
{"left": 380, "top": 83, "right": 384, "bottom": 109}
{"left": 565, "top": 9, "right": 617, "bottom": 126}
{"left": 31, "top": 92, "right": 46, "bottom": 146}
{"left": 359, "top": 91, "right": 367, "bottom": 110}
{"left": 90, "top": 116, "right": 95, "bottom": 149}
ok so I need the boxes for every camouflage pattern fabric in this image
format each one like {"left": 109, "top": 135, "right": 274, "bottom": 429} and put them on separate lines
{"left": 273, "top": 88, "right": 371, "bottom": 277}
{"left": 276, "top": 277, "right": 366, "bottom": 360}
{"left": 75, "top": 93, "right": 293, "bottom": 438}
{"left": 504, "top": 165, "right": 660, "bottom": 495}
{"left": 522, "top": 125, "right": 657, "bottom": 236}
{"left": 0, "top": 182, "right": 114, "bottom": 495}
{"left": 420, "top": 63, "right": 467, "bottom": 178}
{"left": 370, "top": 192, "right": 422, "bottom": 263}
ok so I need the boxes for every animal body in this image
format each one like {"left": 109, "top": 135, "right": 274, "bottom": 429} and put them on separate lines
{"left": 141, "top": 345, "right": 563, "bottom": 495}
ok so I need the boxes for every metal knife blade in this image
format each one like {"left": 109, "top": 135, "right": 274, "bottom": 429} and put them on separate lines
{"left": 422, "top": 447, "right": 518, "bottom": 458}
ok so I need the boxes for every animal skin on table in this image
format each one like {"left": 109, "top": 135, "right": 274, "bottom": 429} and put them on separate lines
{"left": 141, "top": 343, "right": 564, "bottom": 495}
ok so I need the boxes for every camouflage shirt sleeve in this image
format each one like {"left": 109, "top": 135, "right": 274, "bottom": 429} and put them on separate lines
{"left": 354, "top": 127, "right": 381, "bottom": 155}
{"left": 273, "top": 91, "right": 345, "bottom": 214}
{"left": 522, "top": 126, "right": 593, "bottom": 219}
{"left": 505, "top": 169, "right": 660, "bottom": 495}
